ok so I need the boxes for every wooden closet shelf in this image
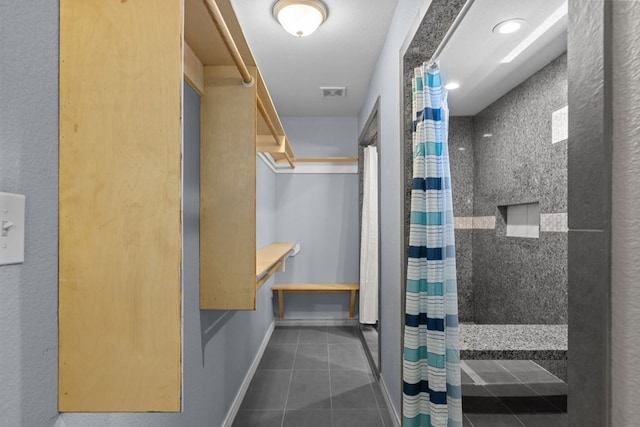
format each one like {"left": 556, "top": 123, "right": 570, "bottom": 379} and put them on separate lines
{"left": 277, "top": 156, "right": 358, "bottom": 164}
{"left": 256, "top": 242, "right": 295, "bottom": 280}
{"left": 184, "top": 0, "right": 296, "bottom": 169}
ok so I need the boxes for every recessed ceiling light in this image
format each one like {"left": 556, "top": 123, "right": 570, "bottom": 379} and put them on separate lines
{"left": 500, "top": 2, "right": 568, "bottom": 63}
{"left": 493, "top": 19, "right": 526, "bottom": 35}
{"left": 444, "top": 82, "right": 460, "bottom": 90}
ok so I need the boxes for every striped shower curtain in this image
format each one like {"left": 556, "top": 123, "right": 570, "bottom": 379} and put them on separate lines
{"left": 402, "top": 63, "right": 462, "bottom": 427}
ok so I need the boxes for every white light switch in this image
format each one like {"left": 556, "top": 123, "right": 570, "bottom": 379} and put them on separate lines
{"left": 0, "top": 192, "right": 26, "bottom": 265}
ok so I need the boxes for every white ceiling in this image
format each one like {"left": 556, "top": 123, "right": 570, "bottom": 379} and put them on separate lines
{"left": 231, "top": 0, "right": 399, "bottom": 117}
{"left": 440, "top": 0, "right": 567, "bottom": 116}
{"left": 230, "top": 0, "right": 567, "bottom": 118}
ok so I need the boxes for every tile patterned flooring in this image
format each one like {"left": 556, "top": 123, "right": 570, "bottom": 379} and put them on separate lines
{"left": 461, "top": 360, "right": 568, "bottom": 427}
{"left": 234, "top": 326, "right": 568, "bottom": 427}
{"left": 234, "top": 326, "right": 393, "bottom": 427}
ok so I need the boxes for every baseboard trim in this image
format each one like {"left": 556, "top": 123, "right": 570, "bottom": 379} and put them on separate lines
{"left": 275, "top": 318, "right": 359, "bottom": 327}
{"left": 379, "top": 375, "right": 401, "bottom": 427}
{"left": 222, "top": 320, "right": 276, "bottom": 427}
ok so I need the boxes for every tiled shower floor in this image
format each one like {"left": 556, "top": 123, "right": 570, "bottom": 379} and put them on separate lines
{"left": 461, "top": 360, "right": 567, "bottom": 427}
{"left": 233, "top": 326, "right": 568, "bottom": 427}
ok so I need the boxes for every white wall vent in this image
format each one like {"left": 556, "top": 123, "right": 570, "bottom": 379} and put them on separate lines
{"left": 321, "top": 87, "right": 347, "bottom": 97}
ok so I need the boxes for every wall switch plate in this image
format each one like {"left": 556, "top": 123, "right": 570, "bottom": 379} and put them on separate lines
{"left": 0, "top": 192, "right": 26, "bottom": 265}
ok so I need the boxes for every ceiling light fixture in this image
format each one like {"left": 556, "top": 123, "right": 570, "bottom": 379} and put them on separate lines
{"left": 493, "top": 18, "right": 526, "bottom": 34}
{"left": 500, "top": 2, "right": 568, "bottom": 64}
{"left": 273, "top": 0, "right": 328, "bottom": 37}
{"left": 444, "top": 82, "right": 460, "bottom": 90}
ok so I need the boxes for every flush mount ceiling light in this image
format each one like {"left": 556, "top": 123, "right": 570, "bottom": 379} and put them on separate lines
{"left": 444, "top": 82, "right": 460, "bottom": 90}
{"left": 273, "top": 0, "right": 328, "bottom": 37}
{"left": 493, "top": 18, "right": 526, "bottom": 34}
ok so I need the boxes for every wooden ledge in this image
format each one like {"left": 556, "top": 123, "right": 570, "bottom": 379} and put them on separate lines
{"left": 272, "top": 283, "right": 359, "bottom": 319}
{"left": 256, "top": 242, "right": 295, "bottom": 288}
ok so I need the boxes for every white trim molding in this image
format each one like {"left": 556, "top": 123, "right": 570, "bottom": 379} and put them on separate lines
{"left": 222, "top": 321, "right": 276, "bottom": 427}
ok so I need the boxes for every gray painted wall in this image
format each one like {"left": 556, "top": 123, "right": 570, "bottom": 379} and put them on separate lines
{"left": 272, "top": 117, "right": 360, "bottom": 320}
{"left": 281, "top": 116, "right": 358, "bottom": 157}
{"left": 471, "top": 54, "right": 568, "bottom": 324}
{"left": 0, "top": 1, "right": 59, "bottom": 426}
{"left": 274, "top": 172, "right": 359, "bottom": 319}
{"left": 0, "top": 2, "right": 278, "bottom": 420}
{"left": 611, "top": 2, "right": 640, "bottom": 423}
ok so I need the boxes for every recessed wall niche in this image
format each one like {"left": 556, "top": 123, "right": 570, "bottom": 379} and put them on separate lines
{"left": 499, "top": 202, "right": 540, "bottom": 238}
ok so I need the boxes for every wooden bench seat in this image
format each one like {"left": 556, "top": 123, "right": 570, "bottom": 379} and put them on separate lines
{"left": 272, "top": 283, "right": 359, "bottom": 319}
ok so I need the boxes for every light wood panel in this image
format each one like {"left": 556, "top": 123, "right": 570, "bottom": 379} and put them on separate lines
{"left": 200, "top": 65, "right": 257, "bottom": 310}
{"left": 184, "top": 42, "right": 204, "bottom": 95}
{"left": 272, "top": 283, "right": 360, "bottom": 319}
{"left": 59, "top": 0, "right": 182, "bottom": 412}
{"left": 256, "top": 242, "right": 295, "bottom": 277}
{"left": 185, "top": 0, "right": 254, "bottom": 67}
{"left": 293, "top": 157, "right": 359, "bottom": 163}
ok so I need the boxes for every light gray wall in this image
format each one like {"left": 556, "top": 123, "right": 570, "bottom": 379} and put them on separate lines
{"left": 272, "top": 116, "right": 360, "bottom": 320}
{"left": 274, "top": 172, "right": 359, "bottom": 319}
{"left": 281, "top": 116, "right": 358, "bottom": 157}
{"left": 257, "top": 156, "right": 277, "bottom": 248}
{"left": 610, "top": 1, "right": 640, "bottom": 424}
{"left": 0, "top": 2, "right": 278, "bottom": 421}
{"left": 0, "top": 1, "right": 59, "bottom": 426}
{"left": 358, "top": 0, "right": 432, "bottom": 417}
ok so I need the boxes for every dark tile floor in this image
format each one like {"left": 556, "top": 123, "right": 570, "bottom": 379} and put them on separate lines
{"left": 233, "top": 326, "right": 394, "bottom": 427}
{"left": 234, "top": 326, "right": 568, "bottom": 427}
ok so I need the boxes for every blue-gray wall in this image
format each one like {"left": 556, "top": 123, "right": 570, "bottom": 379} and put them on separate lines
{"left": 274, "top": 173, "right": 359, "bottom": 319}
{"left": 0, "top": 1, "right": 59, "bottom": 425}
{"left": 281, "top": 116, "right": 358, "bottom": 157}
{"left": 274, "top": 116, "right": 360, "bottom": 320}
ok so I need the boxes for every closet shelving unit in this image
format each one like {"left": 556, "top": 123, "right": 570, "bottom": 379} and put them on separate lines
{"left": 188, "top": 0, "right": 296, "bottom": 311}
{"left": 59, "top": 0, "right": 295, "bottom": 413}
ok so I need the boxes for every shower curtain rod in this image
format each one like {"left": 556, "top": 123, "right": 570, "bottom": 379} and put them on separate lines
{"left": 429, "top": 0, "right": 477, "bottom": 66}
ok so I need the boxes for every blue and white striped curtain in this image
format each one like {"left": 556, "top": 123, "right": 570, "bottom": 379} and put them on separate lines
{"left": 402, "top": 63, "right": 462, "bottom": 427}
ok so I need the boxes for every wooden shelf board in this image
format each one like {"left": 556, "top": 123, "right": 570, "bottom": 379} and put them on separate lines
{"left": 293, "top": 157, "right": 358, "bottom": 163}
{"left": 256, "top": 242, "right": 295, "bottom": 278}
{"left": 185, "top": 0, "right": 255, "bottom": 68}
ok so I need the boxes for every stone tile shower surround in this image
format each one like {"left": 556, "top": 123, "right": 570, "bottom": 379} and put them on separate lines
{"left": 404, "top": 54, "right": 568, "bottom": 324}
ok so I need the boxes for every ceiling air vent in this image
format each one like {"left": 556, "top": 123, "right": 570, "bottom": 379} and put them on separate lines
{"left": 321, "top": 87, "right": 347, "bottom": 97}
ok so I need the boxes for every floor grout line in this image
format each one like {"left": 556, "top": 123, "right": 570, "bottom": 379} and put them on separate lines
{"left": 327, "top": 331, "right": 334, "bottom": 427}
{"left": 278, "top": 327, "right": 300, "bottom": 427}
{"left": 460, "top": 360, "right": 487, "bottom": 385}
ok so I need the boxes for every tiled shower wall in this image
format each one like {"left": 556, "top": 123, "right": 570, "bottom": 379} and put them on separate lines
{"left": 471, "top": 54, "right": 567, "bottom": 324}
{"left": 406, "top": 54, "right": 568, "bottom": 324}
